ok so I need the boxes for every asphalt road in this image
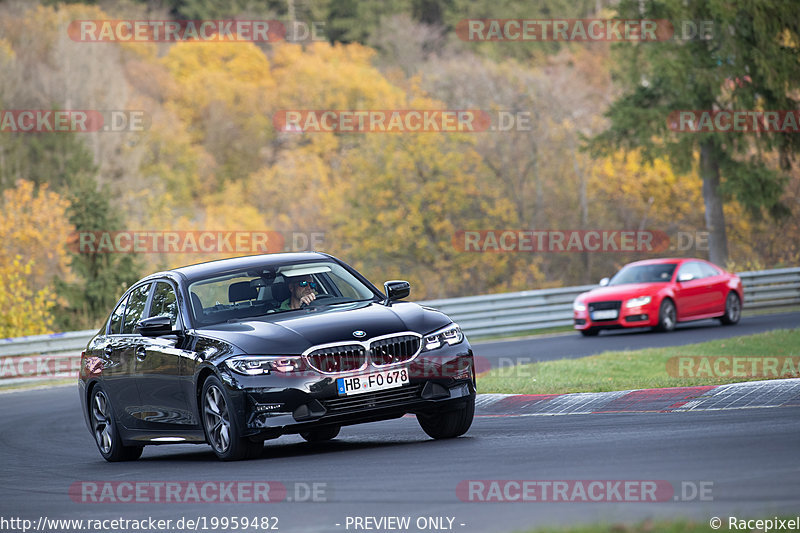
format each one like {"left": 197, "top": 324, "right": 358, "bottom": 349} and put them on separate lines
{"left": 473, "top": 311, "right": 800, "bottom": 368}
{"left": 1, "top": 385, "right": 799, "bottom": 533}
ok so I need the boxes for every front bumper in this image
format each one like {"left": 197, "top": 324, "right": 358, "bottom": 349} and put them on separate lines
{"left": 573, "top": 302, "right": 659, "bottom": 331}
{"left": 219, "top": 345, "right": 476, "bottom": 438}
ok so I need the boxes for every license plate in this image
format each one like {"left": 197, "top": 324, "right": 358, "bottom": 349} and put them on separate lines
{"left": 592, "top": 309, "right": 618, "bottom": 320}
{"left": 336, "top": 368, "right": 409, "bottom": 396}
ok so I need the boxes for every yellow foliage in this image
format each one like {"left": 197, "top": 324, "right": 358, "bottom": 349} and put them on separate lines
{"left": 161, "top": 40, "right": 277, "bottom": 181}
{"left": 271, "top": 42, "right": 405, "bottom": 110}
{"left": 326, "top": 133, "right": 535, "bottom": 299}
{"left": 0, "top": 180, "right": 74, "bottom": 288}
{"left": 0, "top": 180, "right": 72, "bottom": 336}
{"left": 162, "top": 41, "right": 275, "bottom": 136}
{"left": 0, "top": 256, "right": 55, "bottom": 338}
{"left": 145, "top": 181, "right": 272, "bottom": 272}
{"left": 588, "top": 150, "right": 705, "bottom": 233}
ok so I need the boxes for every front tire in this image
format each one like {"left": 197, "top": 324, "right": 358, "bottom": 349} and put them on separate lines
{"left": 654, "top": 299, "right": 676, "bottom": 332}
{"left": 720, "top": 292, "right": 741, "bottom": 325}
{"left": 201, "top": 376, "right": 262, "bottom": 461}
{"left": 580, "top": 328, "right": 599, "bottom": 337}
{"left": 89, "top": 385, "right": 143, "bottom": 462}
{"left": 417, "top": 396, "right": 475, "bottom": 439}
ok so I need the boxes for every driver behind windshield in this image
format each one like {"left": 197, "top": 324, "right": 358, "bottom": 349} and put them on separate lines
{"left": 280, "top": 275, "right": 317, "bottom": 310}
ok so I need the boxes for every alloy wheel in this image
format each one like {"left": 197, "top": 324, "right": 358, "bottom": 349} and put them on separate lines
{"left": 91, "top": 390, "right": 113, "bottom": 454}
{"left": 658, "top": 300, "right": 676, "bottom": 332}
{"left": 203, "top": 385, "right": 231, "bottom": 453}
{"left": 722, "top": 292, "right": 742, "bottom": 325}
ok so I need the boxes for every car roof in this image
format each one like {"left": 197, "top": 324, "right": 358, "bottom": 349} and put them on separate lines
{"left": 622, "top": 257, "right": 692, "bottom": 267}
{"left": 155, "top": 252, "right": 334, "bottom": 282}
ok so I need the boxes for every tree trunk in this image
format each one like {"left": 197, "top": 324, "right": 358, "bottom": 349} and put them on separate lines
{"left": 699, "top": 140, "right": 728, "bottom": 265}
{"left": 572, "top": 140, "right": 591, "bottom": 284}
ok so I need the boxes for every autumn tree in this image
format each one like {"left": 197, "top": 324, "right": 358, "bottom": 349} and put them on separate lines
{"left": 162, "top": 41, "right": 277, "bottom": 188}
{"left": 328, "top": 131, "right": 533, "bottom": 299}
{"left": 0, "top": 180, "right": 73, "bottom": 337}
{"left": 0, "top": 257, "right": 56, "bottom": 338}
{"left": 591, "top": 0, "right": 800, "bottom": 265}
{"left": 56, "top": 176, "right": 142, "bottom": 330}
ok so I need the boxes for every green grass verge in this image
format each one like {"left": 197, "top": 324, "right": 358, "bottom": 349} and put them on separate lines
{"left": 473, "top": 325, "right": 575, "bottom": 342}
{"left": 478, "top": 328, "right": 800, "bottom": 395}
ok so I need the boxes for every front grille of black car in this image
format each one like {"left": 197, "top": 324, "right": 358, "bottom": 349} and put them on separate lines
{"left": 322, "top": 384, "right": 423, "bottom": 415}
{"left": 370, "top": 335, "right": 421, "bottom": 366}
{"left": 588, "top": 301, "right": 622, "bottom": 311}
{"left": 306, "top": 345, "right": 367, "bottom": 373}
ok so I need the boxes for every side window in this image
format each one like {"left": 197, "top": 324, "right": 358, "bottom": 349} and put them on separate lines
{"left": 108, "top": 294, "right": 129, "bottom": 335}
{"left": 679, "top": 261, "right": 705, "bottom": 280}
{"left": 149, "top": 281, "right": 179, "bottom": 328}
{"left": 700, "top": 262, "right": 721, "bottom": 278}
{"left": 122, "top": 283, "right": 152, "bottom": 334}
{"left": 327, "top": 272, "right": 358, "bottom": 298}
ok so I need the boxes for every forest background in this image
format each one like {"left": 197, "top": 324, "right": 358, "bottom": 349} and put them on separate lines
{"left": 1, "top": 0, "right": 797, "bottom": 336}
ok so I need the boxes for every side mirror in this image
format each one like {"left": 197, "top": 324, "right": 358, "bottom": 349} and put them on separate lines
{"left": 678, "top": 273, "right": 695, "bottom": 282}
{"left": 384, "top": 280, "right": 410, "bottom": 303}
{"left": 137, "top": 316, "right": 175, "bottom": 337}
{"left": 599, "top": 277, "right": 610, "bottom": 287}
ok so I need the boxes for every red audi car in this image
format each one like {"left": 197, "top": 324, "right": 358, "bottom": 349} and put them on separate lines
{"left": 573, "top": 258, "right": 743, "bottom": 336}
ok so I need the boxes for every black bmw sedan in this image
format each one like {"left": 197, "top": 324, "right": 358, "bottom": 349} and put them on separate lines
{"left": 79, "top": 252, "right": 476, "bottom": 461}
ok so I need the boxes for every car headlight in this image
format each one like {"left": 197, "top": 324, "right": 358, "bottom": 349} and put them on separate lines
{"left": 225, "top": 356, "right": 303, "bottom": 375}
{"left": 625, "top": 296, "right": 652, "bottom": 308}
{"left": 573, "top": 300, "right": 587, "bottom": 312}
{"left": 423, "top": 323, "right": 464, "bottom": 351}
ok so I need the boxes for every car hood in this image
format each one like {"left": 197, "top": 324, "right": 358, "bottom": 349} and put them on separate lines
{"left": 578, "top": 283, "right": 667, "bottom": 301}
{"left": 196, "top": 301, "right": 452, "bottom": 355}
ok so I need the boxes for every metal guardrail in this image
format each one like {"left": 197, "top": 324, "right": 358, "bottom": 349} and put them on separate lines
{"left": 1, "top": 267, "right": 798, "bottom": 385}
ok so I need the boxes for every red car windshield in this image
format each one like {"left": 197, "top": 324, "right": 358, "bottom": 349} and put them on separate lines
{"left": 609, "top": 263, "right": 677, "bottom": 285}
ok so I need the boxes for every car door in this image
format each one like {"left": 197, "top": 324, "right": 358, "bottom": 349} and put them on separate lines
{"left": 134, "top": 280, "right": 196, "bottom": 428}
{"left": 96, "top": 292, "right": 141, "bottom": 430}
{"left": 699, "top": 262, "right": 727, "bottom": 315}
{"left": 117, "top": 282, "right": 153, "bottom": 426}
{"left": 673, "top": 261, "right": 707, "bottom": 319}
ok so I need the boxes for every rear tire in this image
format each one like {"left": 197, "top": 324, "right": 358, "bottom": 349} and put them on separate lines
{"left": 300, "top": 426, "right": 340, "bottom": 442}
{"left": 201, "top": 376, "right": 262, "bottom": 461}
{"left": 89, "top": 385, "right": 143, "bottom": 462}
{"left": 654, "top": 299, "right": 676, "bottom": 332}
{"left": 417, "top": 396, "right": 475, "bottom": 439}
{"left": 720, "top": 292, "right": 741, "bottom": 325}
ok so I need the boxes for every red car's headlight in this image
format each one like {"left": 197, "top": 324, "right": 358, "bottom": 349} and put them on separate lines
{"left": 625, "top": 296, "right": 652, "bottom": 308}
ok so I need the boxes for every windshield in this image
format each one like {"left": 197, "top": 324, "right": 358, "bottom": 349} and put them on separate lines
{"left": 188, "top": 261, "right": 378, "bottom": 326}
{"left": 608, "top": 263, "right": 677, "bottom": 286}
